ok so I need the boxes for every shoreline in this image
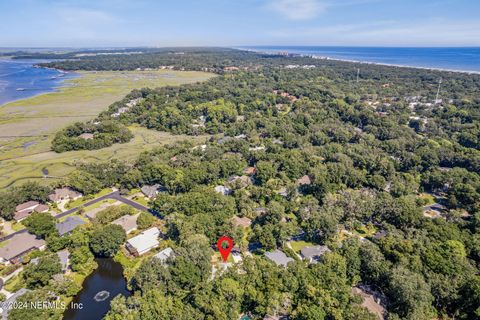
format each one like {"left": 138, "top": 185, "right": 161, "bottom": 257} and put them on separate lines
{"left": 0, "top": 58, "right": 80, "bottom": 107}
{"left": 238, "top": 47, "right": 480, "bottom": 75}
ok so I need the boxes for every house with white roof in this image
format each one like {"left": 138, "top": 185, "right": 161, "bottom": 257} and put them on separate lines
{"left": 153, "top": 247, "right": 173, "bottom": 264}
{"left": 126, "top": 227, "right": 160, "bottom": 256}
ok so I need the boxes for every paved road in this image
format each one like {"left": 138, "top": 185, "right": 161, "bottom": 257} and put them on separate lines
{"left": 1, "top": 190, "right": 156, "bottom": 243}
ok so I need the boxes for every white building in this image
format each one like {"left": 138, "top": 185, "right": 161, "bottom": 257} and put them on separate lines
{"left": 153, "top": 247, "right": 174, "bottom": 264}
{"left": 126, "top": 227, "right": 160, "bottom": 256}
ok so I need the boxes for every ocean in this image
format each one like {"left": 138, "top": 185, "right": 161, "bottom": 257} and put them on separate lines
{"left": 0, "top": 58, "right": 78, "bottom": 106}
{"left": 245, "top": 46, "right": 480, "bottom": 73}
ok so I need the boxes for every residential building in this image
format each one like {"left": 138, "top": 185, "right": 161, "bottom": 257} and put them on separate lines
{"left": 296, "top": 175, "right": 311, "bottom": 186}
{"left": 112, "top": 214, "right": 138, "bottom": 234}
{"left": 78, "top": 133, "right": 94, "bottom": 140}
{"left": 153, "top": 247, "right": 173, "bottom": 264}
{"left": 300, "top": 245, "right": 331, "bottom": 263}
{"left": 141, "top": 184, "right": 166, "bottom": 199}
{"left": 13, "top": 202, "right": 49, "bottom": 222}
{"left": 0, "top": 232, "right": 46, "bottom": 265}
{"left": 126, "top": 227, "right": 160, "bottom": 256}
{"left": 214, "top": 185, "right": 232, "bottom": 195}
{"left": 242, "top": 167, "right": 256, "bottom": 176}
{"left": 15, "top": 201, "right": 39, "bottom": 212}
{"left": 48, "top": 187, "right": 82, "bottom": 203}
{"left": 352, "top": 286, "right": 386, "bottom": 320}
{"left": 57, "top": 249, "right": 70, "bottom": 273}
{"left": 231, "top": 216, "right": 252, "bottom": 228}
{"left": 264, "top": 250, "right": 294, "bottom": 267}
{"left": 55, "top": 216, "right": 86, "bottom": 236}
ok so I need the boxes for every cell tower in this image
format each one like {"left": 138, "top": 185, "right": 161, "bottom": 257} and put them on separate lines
{"left": 435, "top": 78, "right": 442, "bottom": 104}
{"left": 356, "top": 68, "right": 360, "bottom": 83}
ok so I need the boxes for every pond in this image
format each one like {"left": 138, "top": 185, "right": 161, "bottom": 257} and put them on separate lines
{"left": 63, "top": 258, "right": 131, "bottom": 320}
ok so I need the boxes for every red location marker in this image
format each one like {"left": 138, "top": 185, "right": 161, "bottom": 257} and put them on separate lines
{"left": 217, "top": 236, "right": 234, "bottom": 262}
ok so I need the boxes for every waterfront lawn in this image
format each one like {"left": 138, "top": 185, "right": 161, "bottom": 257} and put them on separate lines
{"left": 0, "top": 69, "right": 214, "bottom": 190}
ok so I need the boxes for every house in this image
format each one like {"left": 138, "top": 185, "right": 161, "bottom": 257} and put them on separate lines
{"left": 423, "top": 203, "right": 447, "bottom": 219}
{"left": 0, "top": 232, "right": 46, "bottom": 265}
{"left": 231, "top": 216, "right": 252, "bottom": 228}
{"left": 126, "top": 227, "right": 160, "bottom": 256}
{"left": 300, "top": 245, "right": 331, "bottom": 263}
{"left": 227, "top": 175, "right": 251, "bottom": 188}
{"left": 78, "top": 133, "right": 94, "bottom": 140}
{"left": 57, "top": 249, "right": 70, "bottom": 273}
{"left": 153, "top": 247, "right": 174, "bottom": 264}
{"left": 48, "top": 187, "right": 82, "bottom": 203}
{"left": 242, "top": 167, "right": 256, "bottom": 176}
{"left": 277, "top": 187, "right": 288, "bottom": 197}
{"left": 141, "top": 184, "right": 166, "bottom": 199}
{"left": 56, "top": 216, "right": 86, "bottom": 236}
{"left": 296, "top": 175, "right": 311, "bottom": 186}
{"left": 217, "top": 136, "right": 233, "bottom": 144}
{"left": 15, "top": 201, "right": 39, "bottom": 212}
{"left": 214, "top": 185, "right": 232, "bottom": 196}
{"left": 13, "top": 202, "right": 49, "bottom": 222}
{"left": 1, "top": 288, "right": 30, "bottom": 319}
{"left": 254, "top": 207, "right": 267, "bottom": 215}
{"left": 352, "top": 286, "right": 386, "bottom": 320}
{"left": 373, "top": 230, "right": 387, "bottom": 240}
{"left": 264, "top": 250, "right": 294, "bottom": 267}
{"left": 112, "top": 214, "right": 138, "bottom": 234}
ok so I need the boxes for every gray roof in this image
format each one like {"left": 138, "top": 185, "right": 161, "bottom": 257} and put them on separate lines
{"left": 57, "top": 250, "right": 69, "bottom": 272}
{"left": 141, "top": 184, "right": 166, "bottom": 198}
{"left": 153, "top": 247, "right": 174, "bottom": 263}
{"left": 56, "top": 216, "right": 86, "bottom": 236}
{"left": 264, "top": 250, "right": 294, "bottom": 267}
{"left": 300, "top": 245, "right": 331, "bottom": 262}
{"left": 0, "top": 233, "right": 45, "bottom": 262}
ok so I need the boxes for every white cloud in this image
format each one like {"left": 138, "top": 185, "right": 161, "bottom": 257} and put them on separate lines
{"left": 266, "top": 19, "right": 480, "bottom": 46}
{"left": 267, "top": 0, "right": 327, "bottom": 20}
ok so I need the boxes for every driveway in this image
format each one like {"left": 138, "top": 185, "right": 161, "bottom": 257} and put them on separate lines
{"left": 0, "top": 191, "right": 157, "bottom": 243}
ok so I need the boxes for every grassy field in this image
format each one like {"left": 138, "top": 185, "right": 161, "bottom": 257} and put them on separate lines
{"left": 0, "top": 125, "right": 210, "bottom": 189}
{"left": 0, "top": 70, "right": 214, "bottom": 189}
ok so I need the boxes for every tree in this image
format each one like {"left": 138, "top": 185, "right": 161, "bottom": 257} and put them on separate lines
{"left": 70, "top": 246, "right": 96, "bottom": 274}
{"left": 68, "top": 170, "right": 102, "bottom": 195}
{"left": 8, "top": 289, "right": 63, "bottom": 320}
{"left": 22, "top": 255, "right": 62, "bottom": 288}
{"left": 255, "top": 161, "right": 277, "bottom": 185}
{"left": 23, "top": 212, "right": 57, "bottom": 238}
{"left": 89, "top": 224, "right": 126, "bottom": 257}
{"left": 137, "top": 212, "right": 156, "bottom": 229}
{"left": 387, "top": 266, "right": 435, "bottom": 319}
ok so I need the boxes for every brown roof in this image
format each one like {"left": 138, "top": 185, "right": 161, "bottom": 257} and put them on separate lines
{"left": 78, "top": 133, "right": 94, "bottom": 139}
{"left": 296, "top": 175, "right": 311, "bottom": 186}
{"left": 34, "top": 204, "right": 49, "bottom": 212}
{"left": 112, "top": 214, "right": 138, "bottom": 234}
{"left": 0, "top": 232, "right": 46, "bottom": 261}
{"left": 48, "top": 187, "right": 82, "bottom": 202}
{"left": 14, "top": 210, "right": 33, "bottom": 221}
{"left": 352, "top": 287, "right": 385, "bottom": 320}
{"left": 231, "top": 216, "right": 252, "bottom": 228}
{"left": 15, "top": 201, "right": 39, "bottom": 212}
{"left": 243, "top": 167, "right": 256, "bottom": 175}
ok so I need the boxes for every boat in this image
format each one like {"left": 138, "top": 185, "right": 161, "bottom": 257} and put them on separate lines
{"left": 16, "top": 88, "right": 26, "bottom": 91}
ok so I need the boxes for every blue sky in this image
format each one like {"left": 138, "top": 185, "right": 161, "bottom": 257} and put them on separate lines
{"left": 1, "top": 0, "right": 479, "bottom": 47}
